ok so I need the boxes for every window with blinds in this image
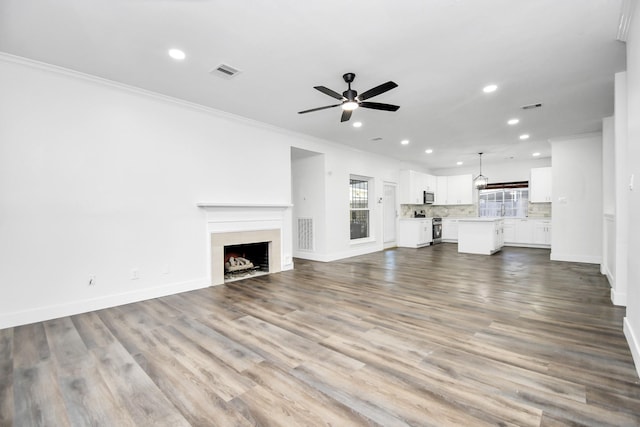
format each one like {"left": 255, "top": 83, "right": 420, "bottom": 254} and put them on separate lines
{"left": 349, "top": 177, "right": 370, "bottom": 240}
{"left": 478, "top": 182, "right": 529, "bottom": 218}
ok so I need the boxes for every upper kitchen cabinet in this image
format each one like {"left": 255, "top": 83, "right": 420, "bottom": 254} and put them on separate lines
{"left": 424, "top": 174, "right": 437, "bottom": 192}
{"left": 435, "top": 176, "right": 448, "bottom": 205}
{"left": 530, "top": 167, "right": 552, "bottom": 203}
{"left": 435, "top": 174, "right": 473, "bottom": 205}
{"left": 399, "top": 170, "right": 428, "bottom": 204}
{"left": 448, "top": 174, "right": 473, "bottom": 205}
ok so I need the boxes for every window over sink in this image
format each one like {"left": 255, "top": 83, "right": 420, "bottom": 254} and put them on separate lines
{"left": 478, "top": 181, "right": 529, "bottom": 218}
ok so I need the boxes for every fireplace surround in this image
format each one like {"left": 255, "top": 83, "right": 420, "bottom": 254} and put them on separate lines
{"left": 211, "top": 229, "right": 280, "bottom": 284}
{"left": 198, "top": 203, "right": 293, "bottom": 285}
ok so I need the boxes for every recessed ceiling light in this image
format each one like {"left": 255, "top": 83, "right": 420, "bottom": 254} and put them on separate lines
{"left": 353, "top": 122, "right": 362, "bottom": 128}
{"left": 519, "top": 134, "right": 530, "bottom": 140}
{"left": 532, "top": 152, "right": 541, "bottom": 157}
{"left": 168, "top": 48, "right": 186, "bottom": 61}
{"left": 507, "top": 118, "right": 519, "bottom": 125}
{"left": 401, "top": 139, "right": 409, "bottom": 145}
{"left": 425, "top": 149, "right": 433, "bottom": 154}
{"left": 456, "top": 161, "right": 463, "bottom": 165}
{"left": 483, "top": 84, "right": 498, "bottom": 93}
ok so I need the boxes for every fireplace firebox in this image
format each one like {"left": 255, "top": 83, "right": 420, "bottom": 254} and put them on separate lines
{"left": 224, "top": 242, "right": 269, "bottom": 281}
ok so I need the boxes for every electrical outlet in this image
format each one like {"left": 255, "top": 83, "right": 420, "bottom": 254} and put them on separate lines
{"left": 88, "top": 275, "right": 96, "bottom": 286}
{"left": 131, "top": 269, "right": 139, "bottom": 280}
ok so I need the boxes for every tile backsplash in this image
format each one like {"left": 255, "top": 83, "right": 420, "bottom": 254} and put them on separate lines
{"left": 401, "top": 202, "right": 552, "bottom": 218}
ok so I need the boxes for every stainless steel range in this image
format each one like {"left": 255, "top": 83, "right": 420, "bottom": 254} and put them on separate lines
{"left": 432, "top": 217, "right": 442, "bottom": 244}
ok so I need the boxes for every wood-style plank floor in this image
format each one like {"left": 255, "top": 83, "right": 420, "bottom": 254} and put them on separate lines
{"left": 2, "top": 244, "right": 640, "bottom": 426}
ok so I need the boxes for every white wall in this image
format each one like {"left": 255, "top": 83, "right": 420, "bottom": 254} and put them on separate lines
{"left": 0, "top": 55, "right": 411, "bottom": 328}
{"left": 623, "top": 0, "right": 640, "bottom": 379}
{"left": 431, "top": 157, "right": 552, "bottom": 183}
{"left": 602, "top": 116, "right": 616, "bottom": 290}
{"left": 550, "top": 133, "right": 603, "bottom": 264}
{"left": 614, "top": 73, "right": 630, "bottom": 306}
{"left": 291, "top": 149, "right": 327, "bottom": 259}
{"left": 0, "top": 56, "right": 295, "bottom": 327}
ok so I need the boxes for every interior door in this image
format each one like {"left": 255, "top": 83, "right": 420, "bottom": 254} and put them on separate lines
{"left": 383, "top": 183, "right": 397, "bottom": 248}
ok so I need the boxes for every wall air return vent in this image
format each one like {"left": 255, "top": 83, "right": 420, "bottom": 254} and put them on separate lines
{"left": 211, "top": 64, "right": 242, "bottom": 79}
{"left": 297, "top": 218, "right": 314, "bottom": 251}
{"left": 521, "top": 103, "right": 542, "bottom": 110}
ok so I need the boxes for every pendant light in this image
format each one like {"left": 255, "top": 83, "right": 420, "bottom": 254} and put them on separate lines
{"left": 474, "top": 152, "right": 489, "bottom": 190}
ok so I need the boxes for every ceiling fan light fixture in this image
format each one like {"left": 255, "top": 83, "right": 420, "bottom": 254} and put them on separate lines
{"left": 342, "top": 101, "right": 359, "bottom": 111}
{"left": 168, "top": 48, "right": 186, "bottom": 61}
{"left": 473, "top": 152, "right": 489, "bottom": 190}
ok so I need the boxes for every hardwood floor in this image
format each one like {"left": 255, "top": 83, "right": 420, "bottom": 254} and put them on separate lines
{"left": 2, "top": 244, "right": 640, "bottom": 426}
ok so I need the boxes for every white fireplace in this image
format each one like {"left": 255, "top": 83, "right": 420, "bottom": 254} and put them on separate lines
{"left": 198, "top": 203, "right": 293, "bottom": 285}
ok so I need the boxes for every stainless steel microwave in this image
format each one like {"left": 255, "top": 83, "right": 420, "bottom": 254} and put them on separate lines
{"left": 424, "top": 191, "right": 435, "bottom": 204}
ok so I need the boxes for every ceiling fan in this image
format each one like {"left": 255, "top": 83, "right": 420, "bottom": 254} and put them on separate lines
{"left": 298, "top": 73, "right": 399, "bottom": 122}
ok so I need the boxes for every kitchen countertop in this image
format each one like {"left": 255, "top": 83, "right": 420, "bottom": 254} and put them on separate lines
{"left": 400, "top": 217, "right": 433, "bottom": 220}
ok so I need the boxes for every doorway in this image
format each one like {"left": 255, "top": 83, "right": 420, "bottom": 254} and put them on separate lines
{"left": 383, "top": 182, "right": 397, "bottom": 248}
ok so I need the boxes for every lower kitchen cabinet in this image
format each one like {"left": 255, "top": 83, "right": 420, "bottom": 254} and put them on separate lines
{"left": 532, "top": 220, "right": 552, "bottom": 245}
{"left": 503, "top": 218, "right": 551, "bottom": 247}
{"left": 398, "top": 219, "right": 433, "bottom": 248}
{"left": 442, "top": 218, "right": 459, "bottom": 242}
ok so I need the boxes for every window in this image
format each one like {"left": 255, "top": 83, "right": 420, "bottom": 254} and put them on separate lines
{"left": 349, "top": 177, "right": 370, "bottom": 240}
{"left": 478, "top": 182, "right": 529, "bottom": 218}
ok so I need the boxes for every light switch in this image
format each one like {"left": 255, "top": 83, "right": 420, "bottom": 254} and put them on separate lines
{"left": 630, "top": 174, "right": 635, "bottom": 191}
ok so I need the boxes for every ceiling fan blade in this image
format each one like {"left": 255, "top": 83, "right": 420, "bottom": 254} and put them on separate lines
{"left": 298, "top": 104, "right": 342, "bottom": 114}
{"left": 358, "top": 81, "right": 398, "bottom": 101}
{"left": 340, "top": 109, "right": 352, "bottom": 122}
{"left": 314, "top": 86, "right": 344, "bottom": 100}
{"left": 359, "top": 101, "right": 400, "bottom": 112}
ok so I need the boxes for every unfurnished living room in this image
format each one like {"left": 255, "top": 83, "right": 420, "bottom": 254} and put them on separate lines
{"left": 1, "top": 1, "right": 640, "bottom": 426}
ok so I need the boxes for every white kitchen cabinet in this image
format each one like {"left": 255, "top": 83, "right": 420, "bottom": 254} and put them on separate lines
{"left": 400, "top": 170, "right": 428, "bottom": 204}
{"left": 425, "top": 174, "right": 437, "bottom": 192}
{"left": 398, "top": 219, "right": 433, "bottom": 248}
{"left": 530, "top": 167, "right": 552, "bottom": 203}
{"left": 458, "top": 218, "right": 504, "bottom": 255}
{"left": 435, "top": 176, "right": 448, "bottom": 205}
{"left": 503, "top": 218, "right": 551, "bottom": 247}
{"left": 532, "top": 220, "right": 552, "bottom": 245}
{"left": 447, "top": 174, "right": 473, "bottom": 205}
{"left": 442, "top": 218, "right": 459, "bottom": 241}
{"left": 503, "top": 218, "right": 534, "bottom": 245}
{"left": 434, "top": 174, "right": 473, "bottom": 205}
{"left": 503, "top": 219, "right": 516, "bottom": 243}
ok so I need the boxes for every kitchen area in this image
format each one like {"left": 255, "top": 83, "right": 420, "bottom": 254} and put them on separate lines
{"left": 397, "top": 167, "right": 552, "bottom": 254}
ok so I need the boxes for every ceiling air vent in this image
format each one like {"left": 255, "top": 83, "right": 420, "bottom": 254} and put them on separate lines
{"left": 521, "top": 103, "right": 542, "bottom": 110}
{"left": 371, "top": 137, "right": 383, "bottom": 142}
{"left": 211, "top": 63, "right": 241, "bottom": 79}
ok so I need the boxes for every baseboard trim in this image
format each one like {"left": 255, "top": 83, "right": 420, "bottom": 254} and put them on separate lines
{"left": 549, "top": 253, "right": 602, "bottom": 264}
{"left": 0, "top": 278, "right": 210, "bottom": 329}
{"left": 610, "top": 287, "right": 627, "bottom": 307}
{"left": 294, "top": 244, "right": 384, "bottom": 263}
{"left": 624, "top": 317, "right": 640, "bottom": 379}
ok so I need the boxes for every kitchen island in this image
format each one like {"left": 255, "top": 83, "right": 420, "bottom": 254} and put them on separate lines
{"left": 457, "top": 218, "right": 504, "bottom": 255}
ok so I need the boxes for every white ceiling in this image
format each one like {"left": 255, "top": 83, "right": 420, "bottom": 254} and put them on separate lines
{"left": 0, "top": 0, "right": 627, "bottom": 169}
